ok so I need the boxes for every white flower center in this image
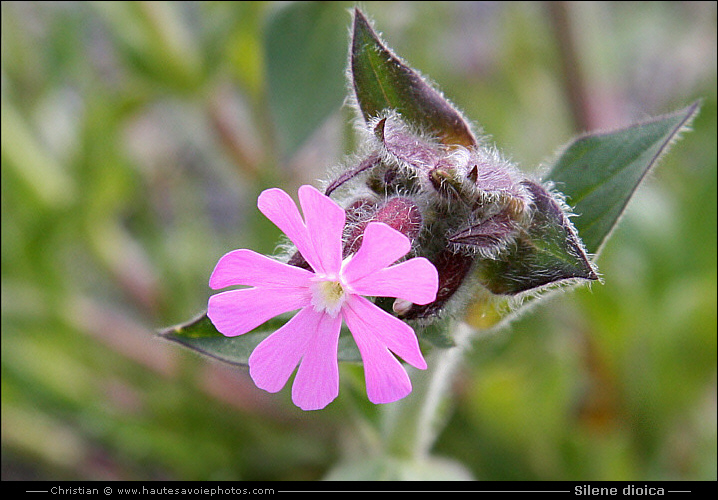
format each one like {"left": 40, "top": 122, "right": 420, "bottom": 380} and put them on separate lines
{"left": 310, "top": 276, "right": 349, "bottom": 317}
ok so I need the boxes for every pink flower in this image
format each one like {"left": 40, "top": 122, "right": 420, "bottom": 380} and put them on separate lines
{"left": 207, "top": 185, "right": 438, "bottom": 410}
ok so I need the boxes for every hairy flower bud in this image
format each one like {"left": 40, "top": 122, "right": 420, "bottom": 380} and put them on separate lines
{"left": 288, "top": 196, "right": 422, "bottom": 269}
{"left": 314, "top": 108, "right": 598, "bottom": 321}
{"left": 310, "top": 42, "right": 597, "bottom": 323}
{"left": 344, "top": 197, "right": 422, "bottom": 256}
{"left": 398, "top": 249, "right": 475, "bottom": 320}
{"left": 448, "top": 210, "right": 519, "bottom": 258}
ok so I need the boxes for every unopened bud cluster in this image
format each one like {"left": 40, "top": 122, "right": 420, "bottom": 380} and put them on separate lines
{"left": 288, "top": 111, "right": 595, "bottom": 322}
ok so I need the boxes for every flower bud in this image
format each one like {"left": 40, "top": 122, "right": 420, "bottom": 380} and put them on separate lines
{"left": 375, "top": 197, "right": 423, "bottom": 240}
{"left": 288, "top": 195, "right": 423, "bottom": 270}
{"left": 376, "top": 114, "right": 442, "bottom": 171}
{"left": 429, "top": 163, "right": 475, "bottom": 204}
{"left": 398, "top": 248, "right": 474, "bottom": 320}
{"left": 287, "top": 197, "right": 378, "bottom": 270}
{"left": 448, "top": 209, "right": 519, "bottom": 258}
{"left": 344, "top": 196, "right": 422, "bottom": 256}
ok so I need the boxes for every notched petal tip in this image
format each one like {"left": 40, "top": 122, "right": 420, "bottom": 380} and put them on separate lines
{"left": 365, "top": 221, "right": 411, "bottom": 251}
{"left": 407, "top": 257, "right": 440, "bottom": 305}
{"left": 257, "top": 187, "right": 289, "bottom": 211}
{"left": 298, "top": 184, "right": 346, "bottom": 223}
{"left": 344, "top": 296, "right": 427, "bottom": 371}
{"left": 289, "top": 311, "right": 342, "bottom": 410}
{"left": 209, "top": 248, "right": 314, "bottom": 291}
{"left": 366, "top": 370, "right": 413, "bottom": 405}
{"left": 342, "top": 221, "right": 413, "bottom": 284}
{"left": 298, "top": 184, "right": 346, "bottom": 274}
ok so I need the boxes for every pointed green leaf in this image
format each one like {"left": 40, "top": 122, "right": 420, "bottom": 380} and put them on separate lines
{"left": 158, "top": 311, "right": 361, "bottom": 366}
{"left": 265, "top": 1, "right": 350, "bottom": 159}
{"left": 472, "top": 102, "right": 699, "bottom": 297}
{"left": 475, "top": 181, "right": 598, "bottom": 295}
{"left": 546, "top": 101, "right": 701, "bottom": 254}
{"left": 351, "top": 8, "right": 476, "bottom": 147}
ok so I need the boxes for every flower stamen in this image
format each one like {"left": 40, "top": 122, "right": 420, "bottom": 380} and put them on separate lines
{"left": 310, "top": 278, "right": 348, "bottom": 317}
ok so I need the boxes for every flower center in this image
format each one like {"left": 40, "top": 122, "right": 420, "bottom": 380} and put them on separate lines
{"left": 310, "top": 277, "right": 348, "bottom": 317}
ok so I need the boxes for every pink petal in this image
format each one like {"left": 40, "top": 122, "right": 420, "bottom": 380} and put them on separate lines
{"left": 298, "top": 185, "right": 346, "bottom": 276}
{"left": 348, "top": 257, "right": 438, "bottom": 305}
{"left": 256, "top": 188, "right": 322, "bottom": 273}
{"left": 290, "top": 310, "right": 343, "bottom": 410}
{"left": 207, "top": 286, "right": 310, "bottom": 337}
{"left": 342, "top": 296, "right": 423, "bottom": 404}
{"left": 248, "top": 306, "right": 317, "bottom": 394}
{"left": 343, "top": 295, "right": 427, "bottom": 369}
{"left": 342, "top": 222, "right": 411, "bottom": 284}
{"left": 209, "top": 249, "right": 313, "bottom": 290}
{"left": 360, "top": 343, "right": 412, "bottom": 404}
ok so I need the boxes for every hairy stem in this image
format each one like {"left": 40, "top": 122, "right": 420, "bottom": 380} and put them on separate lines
{"left": 381, "top": 321, "right": 474, "bottom": 459}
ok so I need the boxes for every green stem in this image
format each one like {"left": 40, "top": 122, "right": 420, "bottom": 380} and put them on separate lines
{"left": 381, "top": 320, "right": 474, "bottom": 459}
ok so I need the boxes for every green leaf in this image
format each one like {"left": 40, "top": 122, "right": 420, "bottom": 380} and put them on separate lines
{"left": 475, "top": 181, "right": 598, "bottom": 295}
{"left": 465, "top": 103, "right": 699, "bottom": 325}
{"left": 158, "top": 311, "right": 361, "bottom": 367}
{"left": 351, "top": 8, "right": 476, "bottom": 147}
{"left": 265, "top": 1, "right": 350, "bottom": 159}
{"left": 546, "top": 101, "right": 701, "bottom": 255}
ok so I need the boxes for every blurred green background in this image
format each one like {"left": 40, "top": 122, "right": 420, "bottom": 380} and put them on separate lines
{"left": 2, "top": 1, "right": 715, "bottom": 481}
